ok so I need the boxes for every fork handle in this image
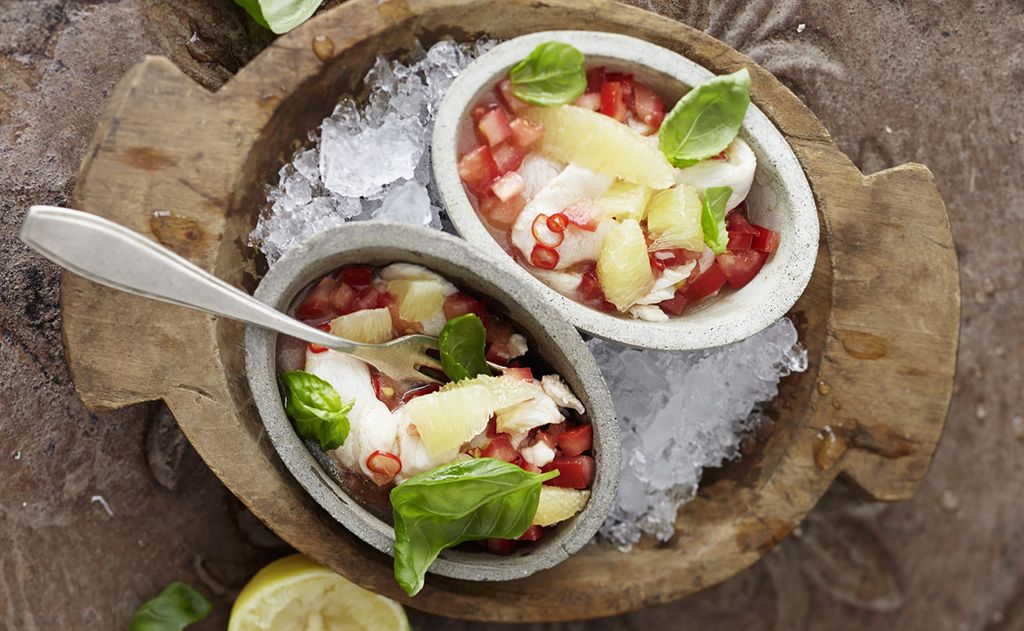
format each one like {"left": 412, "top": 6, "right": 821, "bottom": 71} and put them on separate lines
{"left": 20, "top": 206, "right": 354, "bottom": 353}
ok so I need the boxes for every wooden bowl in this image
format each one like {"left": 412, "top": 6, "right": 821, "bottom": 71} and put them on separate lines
{"left": 244, "top": 221, "right": 620, "bottom": 583}
{"left": 433, "top": 30, "right": 820, "bottom": 350}
{"left": 59, "top": 0, "right": 960, "bottom": 621}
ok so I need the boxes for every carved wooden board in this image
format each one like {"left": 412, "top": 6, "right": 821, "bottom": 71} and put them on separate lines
{"left": 60, "top": 0, "right": 959, "bottom": 621}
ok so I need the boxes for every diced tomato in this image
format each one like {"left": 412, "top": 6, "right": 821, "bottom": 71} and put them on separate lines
{"left": 509, "top": 117, "right": 544, "bottom": 150}
{"left": 295, "top": 276, "right": 339, "bottom": 320}
{"left": 513, "top": 455, "right": 541, "bottom": 473}
{"left": 478, "top": 107, "right": 513, "bottom": 147}
{"left": 556, "top": 424, "right": 593, "bottom": 457}
{"left": 727, "top": 231, "right": 753, "bottom": 251}
{"left": 339, "top": 266, "right": 373, "bottom": 288}
{"left": 496, "top": 78, "right": 530, "bottom": 114}
{"left": 308, "top": 322, "right": 333, "bottom": 354}
{"left": 631, "top": 81, "right": 665, "bottom": 128}
{"left": 491, "top": 171, "right": 525, "bottom": 202}
{"left": 542, "top": 455, "right": 595, "bottom": 489}
{"left": 504, "top": 366, "right": 534, "bottom": 382}
{"left": 486, "top": 538, "right": 517, "bottom": 555}
{"left": 485, "top": 416, "right": 498, "bottom": 438}
{"left": 681, "top": 261, "right": 728, "bottom": 303}
{"left": 458, "top": 145, "right": 499, "bottom": 196}
{"left": 532, "top": 214, "right": 564, "bottom": 247}
{"left": 351, "top": 286, "right": 381, "bottom": 311}
{"left": 546, "top": 213, "right": 569, "bottom": 233}
{"left": 443, "top": 292, "right": 487, "bottom": 322}
{"left": 604, "top": 71, "right": 634, "bottom": 84}
{"left": 574, "top": 92, "right": 602, "bottom": 111}
{"left": 483, "top": 435, "right": 517, "bottom": 462}
{"left": 577, "top": 265, "right": 604, "bottom": 302}
{"left": 330, "top": 282, "right": 357, "bottom": 314}
{"left": 562, "top": 200, "right": 600, "bottom": 231}
{"left": 518, "top": 525, "right": 545, "bottom": 542}
{"left": 651, "top": 248, "right": 701, "bottom": 268}
{"left": 366, "top": 451, "right": 402, "bottom": 486}
{"left": 751, "top": 225, "right": 781, "bottom": 254}
{"left": 544, "top": 421, "right": 568, "bottom": 439}
{"left": 726, "top": 208, "right": 758, "bottom": 235}
{"left": 648, "top": 252, "right": 666, "bottom": 272}
{"left": 586, "top": 66, "right": 605, "bottom": 91}
{"left": 491, "top": 141, "right": 524, "bottom": 174}
{"left": 530, "top": 245, "right": 559, "bottom": 270}
{"left": 718, "top": 250, "right": 768, "bottom": 289}
{"left": 658, "top": 291, "right": 688, "bottom": 316}
{"left": 600, "top": 81, "right": 628, "bottom": 122}
{"left": 478, "top": 193, "right": 526, "bottom": 230}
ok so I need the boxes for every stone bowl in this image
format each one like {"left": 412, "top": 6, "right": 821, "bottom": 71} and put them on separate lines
{"left": 244, "top": 221, "right": 619, "bottom": 584}
{"left": 433, "top": 30, "right": 820, "bottom": 351}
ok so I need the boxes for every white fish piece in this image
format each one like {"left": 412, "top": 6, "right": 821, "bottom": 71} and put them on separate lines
{"left": 540, "top": 374, "right": 585, "bottom": 414}
{"left": 521, "top": 441, "right": 557, "bottom": 467}
{"left": 305, "top": 349, "right": 399, "bottom": 478}
{"left": 496, "top": 390, "right": 564, "bottom": 438}
{"left": 518, "top": 154, "right": 564, "bottom": 200}
{"left": 528, "top": 268, "right": 583, "bottom": 297}
{"left": 511, "top": 164, "right": 613, "bottom": 270}
{"left": 507, "top": 333, "right": 529, "bottom": 359}
{"left": 635, "top": 263, "right": 695, "bottom": 305}
{"left": 673, "top": 137, "right": 756, "bottom": 211}
{"left": 628, "top": 304, "right": 670, "bottom": 322}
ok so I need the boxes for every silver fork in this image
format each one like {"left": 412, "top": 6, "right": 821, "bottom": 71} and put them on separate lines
{"left": 19, "top": 206, "right": 446, "bottom": 384}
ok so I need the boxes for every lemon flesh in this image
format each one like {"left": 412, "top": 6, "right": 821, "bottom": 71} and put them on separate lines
{"left": 533, "top": 487, "right": 590, "bottom": 527}
{"left": 229, "top": 554, "right": 409, "bottom": 631}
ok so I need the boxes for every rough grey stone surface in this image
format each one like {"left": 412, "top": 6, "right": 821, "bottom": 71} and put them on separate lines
{"left": 1, "top": 0, "right": 1021, "bottom": 629}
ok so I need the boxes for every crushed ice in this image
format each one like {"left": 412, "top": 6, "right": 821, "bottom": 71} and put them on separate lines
{"left": 250, "top": 39, "right": 809, "bottom": 549}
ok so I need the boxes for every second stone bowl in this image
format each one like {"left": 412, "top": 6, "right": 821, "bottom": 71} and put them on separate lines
{"left": 432, "top": 30, "right": 820, "bottom": 351}
{"left": 244, "top": 221, "right": 620, "bottom": 585}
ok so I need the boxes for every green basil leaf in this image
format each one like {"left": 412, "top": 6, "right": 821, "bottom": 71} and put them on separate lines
{"left": 280, "top": 370, "right": 353, "bottom": 449}
{"left": 438, "top": 314, "right": 491, "bottom": 382}
{"left": 509, "top": 42, "right": 587, "bottom": 107}
{"left": 701, "top": 186, "right": 733, "bottom": 254}
{"left": 233, "top": 0, "right": 321, "bottom": 34}
{"left": 129, "top": 582, "right": 210, "bottom": 631}
{"left": 391, "top": 458, "right": 559, "bottom": 596}
{"left": 658, "top": 68, "right": 751, "bottom": 168}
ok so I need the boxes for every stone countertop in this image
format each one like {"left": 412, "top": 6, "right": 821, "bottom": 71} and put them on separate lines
{"left": 1, "top": 1, "right": 1020, "bottom": 629}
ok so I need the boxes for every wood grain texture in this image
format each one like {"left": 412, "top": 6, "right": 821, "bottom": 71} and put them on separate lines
{"left": 58, "top": 0, "right": 959, "bottom": 621}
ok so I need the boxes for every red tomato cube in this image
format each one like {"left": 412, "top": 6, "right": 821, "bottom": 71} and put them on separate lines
{"left": 458, "top": 145, "right": 499, "bottom": 196}
{"left": 542, "top": 455, "right": 595, "bottom": 489}
{"left": 486, "top": 538, "right": 517, "bottom": 555}
{"left": 517, "top": 525, "right": 546, "bottom": 542}
{"left": 751, "top": 225, "right": 781, "bottom": 253}
{"left": 727, "top": 231, "right": 754, "bottom": 251}
{"left": 600, "top": 81, "right": 628, "bottom": 122}
{"left": 331, "top": 282, "right": 357, "bottom": 314}
{"left": 352, "top": 286, "right": 381, "bottom": 311}
{"left": 496, "top": 79, "right": 530, "bottom": 114}
{"left": 504, "top": 367, "right": 534, "bottom": 382}
{"left": 681, "top": 261, "right": 728, "bottom": 303}
{"left": 478, "top": 193, "right": 526, "bottom": 230}
{"left": 586, "top": 66, "right": 606, "bottom": 91}
{"left": 631, "top": 81, "right": 665, "bottom": 128}
{"left": 577, "top": 266, "right": 604, "bottom": 302}
{"left": 509, "top": 117, "right": 544, "bottom": 150}
{"left": 658, "top": 291, "right": 689, "bottom": 316}
{"left": 562, "top": 200, "right": 600, "bottom": 231}
{"left": 556, "top": 424, "right": 593, "bottom": 457}
{"left": 717, "top": 250, "right": 768, "bottom": 289}
{"left": 482, "top": 435, "right": 517, "bottom": 462}
{"left": 490, "top": 141, "right": 524, "bottom": 174}
{"left": 726, "top": 209, "right": 758, "bottom": 235}
{"left": 296, "top": 276, "right": 339, "bottom": 320}
{"left": 478, "top": 107, "right": 513, "bottom": 147}
{"left": 443, "top": 292, "right": 488, "bottom": 322}
{"left": 490, "top": 171, "right": 525, "bottom": 202}
{"left": 339, "top": 265, "right": 373, "bottom": 288}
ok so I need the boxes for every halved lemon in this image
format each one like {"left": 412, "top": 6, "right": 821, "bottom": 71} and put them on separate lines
{"left": 228, "top": 554, "right": 409, "bottom": 631}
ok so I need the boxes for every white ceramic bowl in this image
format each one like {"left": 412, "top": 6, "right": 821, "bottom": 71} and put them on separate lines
{"left": 433, "top": 30, "right": 819, "bottom": 350}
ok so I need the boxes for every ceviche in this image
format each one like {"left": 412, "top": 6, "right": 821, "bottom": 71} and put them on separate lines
{"left": 276, "top": 262, "right": 594, "bottom": 595}
{"left": 457, "top": 42, "right": 781, "bottom": 321}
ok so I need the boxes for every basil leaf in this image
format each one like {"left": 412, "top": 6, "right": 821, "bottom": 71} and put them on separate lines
{"left": 130, "top": 582, "right": 210, "bottom": 631}
{"left": 658, "top": 68, "right": 751, "bottom": 168}
{"left": 701, "top": 186, "right": 733, "bottom": 254}
{"left": 438, "top": 314, "right": 491, "bottom": 382}
{"left": 391, "top": 458, "right": 559, "bottom": 596}
{"left": 279, "top": 370, "right": 353, "bottom": 449}
{"left": 233, "top": 0, "right": 321, "bottom": 34}
{"left": 509, "top": 42, "right": 587, "bottom": 107}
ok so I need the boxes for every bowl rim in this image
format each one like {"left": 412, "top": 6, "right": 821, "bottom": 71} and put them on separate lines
{"left": 244, "top": 221, "right": 620, "bottom": 583}
{"left": 432, "top": 30, "right": 820, "bottom": 351}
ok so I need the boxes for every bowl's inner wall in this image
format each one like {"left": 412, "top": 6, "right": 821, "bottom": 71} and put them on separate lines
{"left": 225, "top": 19, "right": 829, "bottom": 546}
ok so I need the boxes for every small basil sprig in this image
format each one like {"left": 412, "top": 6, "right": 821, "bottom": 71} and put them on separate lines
{"left": 701, "top": 186, "right": 733, "bottom": 254}
{"left": 509, "top": 42, "right": 587, "bottom": 107}
{"left": 280, "top": 370, "right": 353, "bottom": 449}
{"left": 130, "top": 582, "right": 210, "bottom": 631}
{"left": 233, "top": 0, "right": 321, "bottom": 34}
{"left": 438, "top": 314, "right": 491, "bottom": 382}
{"left": 391, "top": 458, "right": 558, "bottom": 596}
{"left": 658, "top": 68, "right": 751, "bottom": 168}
